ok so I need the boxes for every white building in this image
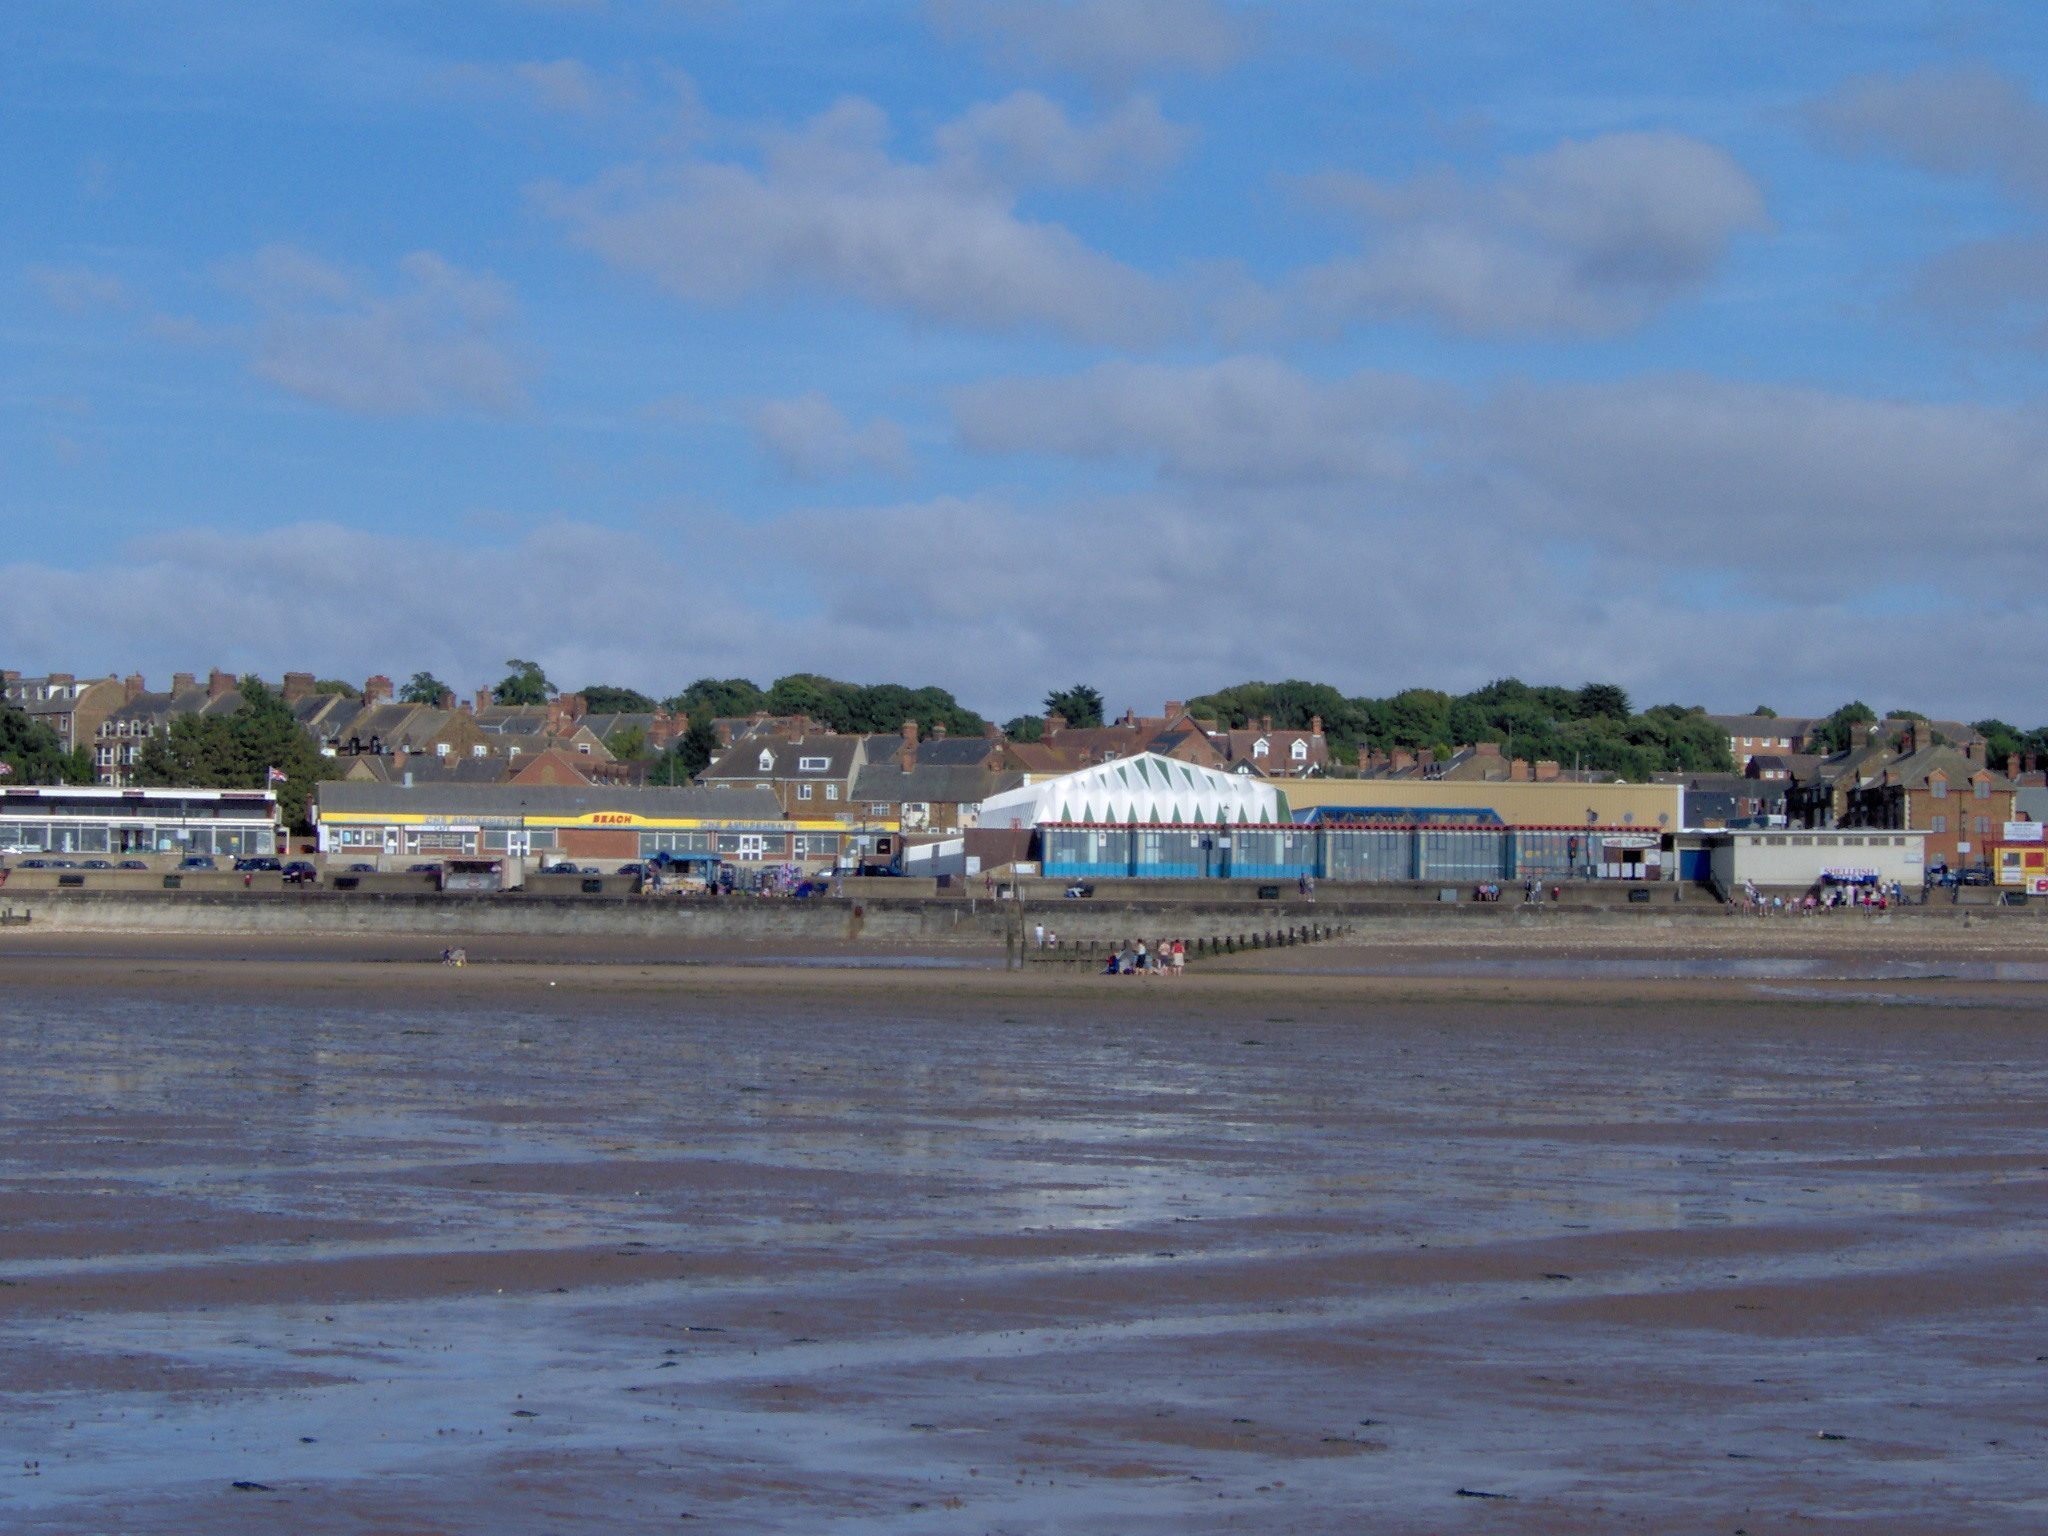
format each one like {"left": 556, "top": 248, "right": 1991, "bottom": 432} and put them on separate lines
{"left": 1708, "top": 827, "right": 1926, "bottom": 891}
{"left": 975, "top": 751, "right": 1287, "bottom": 829}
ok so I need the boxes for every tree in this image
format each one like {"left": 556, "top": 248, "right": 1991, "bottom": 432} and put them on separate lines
{"left": 649, "top": 717, "right": 721, "bottom": 784}
{"left": 1973, "top": 718, "right": 2024, "bottom": 768}
{"left": 607, "top": 725, "right": 649, "bottom": 761}
{"left": 1042, "top": 684, "right": 1104, "bottom": 728}
{"left": 132, "top": 677, "right": 339, "bottom": 830}
{"left": 1813, "top": 700, "right": 1878, "bottom": 753}
{"left": 1003, "top": 715, "right": 1045, "bottom": 743}
{"left": 493, "top": 659, "right": 553, "bottom": 707}
{"left": 1383, "top": 688, "right": 1453, "bottom": 749}
{"left": 579, "top": 684, "right": 655, "bottom": 713}
{"left": 1576, "top": 682, "right": 1632, "bottom": 722}
{"left": 0, "top": 703, "right": 93, "bottom": 784}
{"left": 399, "top": 671, "right": 451, "bottom": 705}
{"left": 312, "top": 679, "right": 362, "bottom": 699}
{"left": 1751, "top": 705, "right": 1778, "bottom": 718}
{"left": 663, "top": 678, "right": 767, "bottom": 719}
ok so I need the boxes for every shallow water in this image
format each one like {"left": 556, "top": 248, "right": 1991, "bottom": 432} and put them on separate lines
{"left": 1, "top": 980, "right": 2044, "bottom": 1533}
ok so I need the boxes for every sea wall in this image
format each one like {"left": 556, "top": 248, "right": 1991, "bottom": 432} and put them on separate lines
{"left": 0, "top": 888, "right": 2039, "bottom": 946}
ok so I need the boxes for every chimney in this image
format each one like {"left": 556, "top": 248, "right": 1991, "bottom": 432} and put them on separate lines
{"left": 47, "top": 671, "right": 73, "bottom": 687}
{"left": 1164, "top": 700, "right": 1184, "bottom": 718}
{"left": 1850, "top": 721, "right": 1872, "bottom": 750}
{"left": 899, "top": 719, "right": 919, "bottom": 771}
{"left": 2009, "top": 753, "right": 2021, "bottom": 779}
{"left": 560, "top": 692, "right": 586, "bottom": 721}
{"left": 1044, "top": 711, "right": 1067, "bottom": 734}
{"left": 1535, "top": 759, "right": 1561, "bottom": 782}
{"left": 207, "top": 668, "right": 234, "bottom": 700}
{"left": 1390, "top": 747, "right": 1415, "bottom": 773}
{"left": 931, "top": 721, "right": 947, "bottom": 739}
{"left": 282, "top": 671, "right": 314, "bottom": 703}
{"left": 984, "top": 719, "right": 1003, "bottom": 740}
{"left": 1262, "top": 715, "right": 1274, "bottom": 732}
{"left": 436, "top": 688, "right": 456, "bottom": 711}
{"left": 364, "top": 674, "right": 392, "bottom": 707}
{"left": 1309, "top": 715, "right": 1323, "bottom": 735}
{"left": 0, "top": 670, "right": 18, "bottom": 685}
{"left": 1474, "top": 741, "right": 1502, "bottom": 758}
{"left": 173, "top": 672, "right": 196, "bottom": 694}
{"left": 475, "top": 686, "right": 493, "bottom": 712}
{"left": 1509, "top": 757, "right": 1531, "bottom": 782}
{"left": 123, "top": 673, "right": 145, "bottom": 702}
{"left": 1906, "top": 719, "right": 1926, "bottom": 755}
{"left": 1965, "top": 739, "right": 1984, "bottom": 766}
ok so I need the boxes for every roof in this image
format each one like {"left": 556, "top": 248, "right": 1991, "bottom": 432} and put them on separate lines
{"left": 702, "top": 731, "right": 865, "bottom": 781}
{"left": 976, "top": 752, "right": 1286, "bottom": 827}
{"left": 1876, "top": 745, "right": 2008, "bottom": 790}
{"left": 315, "top": 781, "right": 785, "bottom": 820}
{"left": 582, "top": 712, "right": 658, "bottom": 742}
{"left": 857, "top": 733, "right": 1008, "bottom": 768}
{"left": 852, "top": 763, "right": 1023, "bottom": 805}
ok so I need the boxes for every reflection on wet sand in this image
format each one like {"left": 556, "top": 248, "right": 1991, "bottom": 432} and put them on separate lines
{"left": 1, "top": 954, "right": 2044, "bottom": 1534}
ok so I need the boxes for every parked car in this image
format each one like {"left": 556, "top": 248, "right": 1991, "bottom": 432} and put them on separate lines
{"left": 79, "top": 859, "right": 113, "bottom": 869}
{"left": 117, "top": 860, "right": 148, "bottom": 870}
{"left": 1063, "top": 882, "right": 1095, "bottom": 899}
{"left": 282, "top": 861, "right": 320, "bottom": 885}
{"left": 234, "top": 856, "right": 283, "bottom": 873}
{"left": 17, "top": 859, "right": 49, "bottom": 869}
{"left": 615, "top": 862, "right": 646, "bottom": 877}
{"left": 1958, "top": 867, "right": 1995, "bottom": 886}
{"left": 541, "top": 862, "right": 581, "bottom": 875}
{"left": 47, "top": 860, "right": 76, "bottom": 869}
{"left": 347, "top": 862, "right": 376, "bottom": 873}
{"left": 176, "top": 855, "right": 217, "bottom": 871}
{"left": 407, "top": 862, "right": 440, "bottom": 874}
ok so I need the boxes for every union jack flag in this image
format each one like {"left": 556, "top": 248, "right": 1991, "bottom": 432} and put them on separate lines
{"left": 267, "top": 767, "right": 288, "bottom": 784}
{"left": 0, "top": 761, "right": 12, "bottom": 776}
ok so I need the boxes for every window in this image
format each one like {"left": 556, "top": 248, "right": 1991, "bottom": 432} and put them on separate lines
{"left": 1290, "top": 739, "right": 1308, "bottom": 761}
{"left": 797, "top": 784, "right": 812, "bottom": 800}
{"left": 577, "top": 742, "right": 591, "bottom": 755}
{"left": 1975, "top": 816, "right": 1991, "bottom": 836}
{"left": 826, "top": 785, "right": 839, "bottom": 801}
{"left": 435, "top": 742, "right": 450, "bottom": 757}
{"left": 1252, "top": 737, "right": 1270, "bottom": 758}
{"left": 472, "top": 744, "right": 488, "bottom": 758}
{"left": 758, "top": 750, "right": 775, "bottom": 771}
{"left": 1931, "top": 815, "right": 1947, "bottom": 834}
{"left": 1930, "top": 778, "right": 1947, "bottom": 798}
{"left": 1973, "top": 779, "right": 1989, "bottom": 798}
{"left": 798, "top": 756, "right": 830, "bottom": 772}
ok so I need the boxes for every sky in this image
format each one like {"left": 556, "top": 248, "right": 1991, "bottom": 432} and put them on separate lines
{"left": 4, "top": 0, "right": 2046, "bottom": 723}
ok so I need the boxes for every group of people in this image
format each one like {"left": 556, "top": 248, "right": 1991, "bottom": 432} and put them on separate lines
{"left": 1734, "top": 880, "right": 1906, "bottom": 914}
{"left": 1103, "top": 938, "right": 1187, "bottom": 977}
{"left": 1471, "top": 880, "right": 1566, "bottom": 903}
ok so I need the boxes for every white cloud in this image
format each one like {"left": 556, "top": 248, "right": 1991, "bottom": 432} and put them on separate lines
{"left": 953, "top": 356, "right": 1447, "bottom": 482}
{"left": 934, "top": 90, "right": 1190, "bottom": 187}
{"left": 1810, "top": 64, "right": 2048, "bottom": 349}
{"left": 217, "top": 245, "right": 528, "bottom": 416}
{"left": 929, "top": 0, "right": 1247, "bottom": 87}
{"left": 1809, "top": 63, "right": 2048, "bottom": 207}
{"left": 25, "top": 264, "right": 130, "bottom": 313}
{"left": 752, "top": 392, "right": 912, "bottom": 479}
{"left": 1251, "top": 131, "right": 1768, "bottom": 338}
{"left": 539, "top": 96, "right": 1175, "bottom": 344}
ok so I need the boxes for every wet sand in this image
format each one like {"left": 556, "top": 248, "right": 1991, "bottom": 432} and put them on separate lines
{"left": 2, "top": 938, "right": 2045, "bottom": 1532}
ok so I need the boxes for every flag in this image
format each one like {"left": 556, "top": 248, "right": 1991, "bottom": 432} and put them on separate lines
{"left": 0, "top": 761, "right": 12, "bottom": 776}
{"left": 267, "top": 767, "right": 288, "bottom": 784}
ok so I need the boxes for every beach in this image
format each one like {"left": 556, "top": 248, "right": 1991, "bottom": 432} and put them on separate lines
{"left": 2, "top": 932, "right": 2044, "bottom": 1532}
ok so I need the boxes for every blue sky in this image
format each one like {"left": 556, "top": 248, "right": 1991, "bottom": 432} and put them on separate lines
{"left": 5, "top": 0, "right": 2046, "bottom": 721}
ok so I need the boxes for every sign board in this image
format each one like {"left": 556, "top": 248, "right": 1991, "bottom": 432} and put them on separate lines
{"left": 1602, "top": 834, "right": 1661, "bottom": 851}
{"left": 2032, "top": 875, "right": 2048, "bottom": 896}
{"left": 2003, "top": 821, "right": 2043, "bottom": 843}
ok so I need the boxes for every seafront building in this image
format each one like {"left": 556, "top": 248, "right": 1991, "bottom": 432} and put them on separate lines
{"left": 310, "top": 782, "right": 876, "bottom": 873}
{"left": 0, "top": 785, "right": 280, "bottom": 858}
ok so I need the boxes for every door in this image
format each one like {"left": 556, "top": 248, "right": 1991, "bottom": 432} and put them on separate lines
{"left": 382, "top": 827, "right": 400, "bottom": 857}
{"left": 737, "top": 834, "right": 765, "bottom": 860}
{"left": 505, "top": 830, "right": 530, "bottom": 859}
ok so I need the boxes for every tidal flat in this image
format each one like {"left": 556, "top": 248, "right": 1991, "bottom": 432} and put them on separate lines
{"left": 2, "top": 944, "right": 2044, "bottom": 1533}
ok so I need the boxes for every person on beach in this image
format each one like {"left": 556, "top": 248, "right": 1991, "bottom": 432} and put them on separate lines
{"left": 1171, "top": 939, "right": 1185, "bottom": 976}
{"left": 1033, "top": 922, "right": 1045, "bottom": 950}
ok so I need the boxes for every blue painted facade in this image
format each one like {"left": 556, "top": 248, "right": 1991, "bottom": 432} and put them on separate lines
{"left": 1041, "top": 823, "right": 1670, "bottom": 882}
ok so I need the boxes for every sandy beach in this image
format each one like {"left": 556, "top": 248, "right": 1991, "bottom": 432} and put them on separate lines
{"left": 1, "top": 933, "right": 2044, "bottom": 1532}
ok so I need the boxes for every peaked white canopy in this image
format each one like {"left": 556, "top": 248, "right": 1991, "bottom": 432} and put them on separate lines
{"left": 976, "top": 752, "right": 1286, "bottom": 828}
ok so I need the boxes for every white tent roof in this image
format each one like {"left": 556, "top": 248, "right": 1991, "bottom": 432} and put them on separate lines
{"left": 976, "top": 752, "right": 1286, "bottom": 827}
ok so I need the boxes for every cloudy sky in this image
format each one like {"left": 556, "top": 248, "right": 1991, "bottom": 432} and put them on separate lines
{"left": 5, "top": 1, "right": 2045, "bottom": 721}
